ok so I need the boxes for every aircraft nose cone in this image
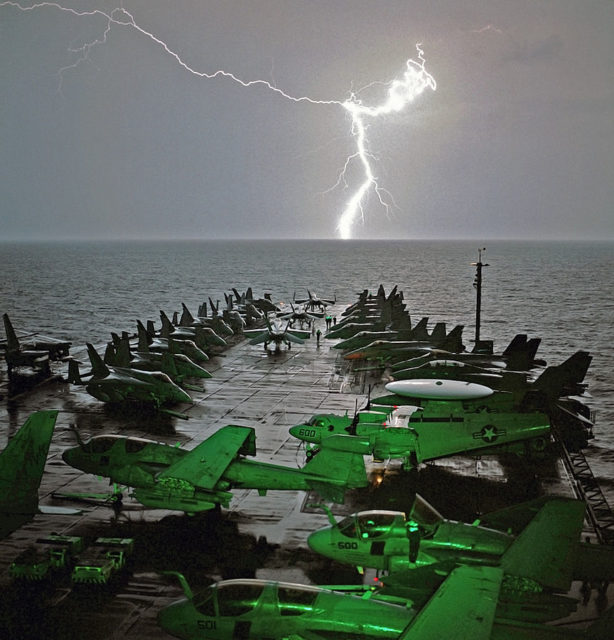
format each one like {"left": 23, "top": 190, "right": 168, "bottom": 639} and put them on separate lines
{"left": 307, "top": 527, "right": 334, "bottom": 559}
{"left": 289, "top": 425, "right": 318, "bottom": 443}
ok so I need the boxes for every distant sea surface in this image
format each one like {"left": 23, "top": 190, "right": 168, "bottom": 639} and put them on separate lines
{"left": 2, "top": 239, "right": 613, "bottom": 498}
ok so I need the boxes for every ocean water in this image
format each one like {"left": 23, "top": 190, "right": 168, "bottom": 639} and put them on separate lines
{"left": 2, "top": 239, "right": 613, "bottom": 495}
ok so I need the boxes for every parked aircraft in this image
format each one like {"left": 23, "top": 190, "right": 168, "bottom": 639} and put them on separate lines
{"left": 308, "top": 494, "right": 614, "bottom": 593}
{"left": 178, "top": 303, "right": 234, "bottom": 338}
{"left": 107, "top": 333, "right": 212, "bottom": 382}
{"left": 2, "top": 313, "right": 71, "bottom": 367}
{"left": 136, "top": 320, "right": 210, "bottom": 364}
{"left": 1, "top": 411, "right": 80, "bottom": 538}
{"left": 2, "top": 313, "right": 51, "bottom": 376}
{"left": 160, "top": 310, "right": 227, "bottom": 351}
{"left": 157, "top": 563, "right": 614, "bottom": 639}
{"left": 62, "top": 425, "right": 368, "bottom": 513}
{"left": 388, "top": 334, "right": 545, "bottom": 373}
{"left": 244, "top": 318, "right": 310, "bottom": 352}
{"left": 276, "top": 303, "right": 320, "bottom": 329}
{"left": 68, "top": 343, "right": 192, "bottom": 408}
{"left": 293, "top": 290, "right": 336, "bottom": 313}
{"left": 390, "top": 351, "right": 592, "bottom": 398}
{"left": 289, "top": 396, "right": 551, "bottom": 469}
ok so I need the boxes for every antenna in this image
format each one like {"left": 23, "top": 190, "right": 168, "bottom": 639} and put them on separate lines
{"left": 470, "top": 248, "right": 489, "bottom": 343}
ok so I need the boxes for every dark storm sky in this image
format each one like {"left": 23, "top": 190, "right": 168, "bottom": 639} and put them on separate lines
{"left": 2, "top": 1, "right": 613, "bottom": 240}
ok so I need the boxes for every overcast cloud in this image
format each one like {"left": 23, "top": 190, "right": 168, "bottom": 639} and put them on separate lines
{"left": 2, "top": 0, "right": 613, "bottom": 240}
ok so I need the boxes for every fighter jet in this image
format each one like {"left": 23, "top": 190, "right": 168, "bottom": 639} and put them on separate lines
{"left": 293, "top": 290, "right": 336, "bottom": 313}
{"left": 388, "top": 334, "right": 545, "bottom": 374}
{"left": 276, "top": 303, "right": 320, "bottom": 329}
{"left": 160, "top": 310, "right": 227, "bottom": 351}
{"left": 62, "top": 425, "right": 368, "bottom": 513}
{"left": 178, "top": 302, "right": 234, "bottom": 338}
{"left": 390, "top": 351, "right": 592, "bottom": 398}
{"left": 307, "top": 495, "right": 614, "bottom": 621}
{"left": 136, "top": 320, "right": 210, "bottom": 364}
{"left": 1, "top": 411, "right": 80, "bottom": 538}
{"left": 244, "top": 318, "right": 310, "bottom": 352}
{"left": 107, "top": 333, "right": 212, "bottom": 383}
{"left": 68, "top": 343, "right": 192, "bottom": 408}
{"left": 2, "top": 313, "right": 51, "bottom": 376}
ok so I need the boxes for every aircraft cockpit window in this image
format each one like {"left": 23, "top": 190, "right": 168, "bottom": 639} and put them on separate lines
{"left": 217, "top": 583, "right": 263, "bottom": 617}
{"left": 308, "top": 417, "right": 328, "bottom": 428}
{"left": 337, "top": 515, "right": 359, "bottom": 538}
{"left": 193, "top": 589, "right": 215, "bottom": 616}
{"left": 89, "top": 438, "right": 116, "bottom": 454}
{"left": 356, "top": 513, "right": 396, "bottom": 539}
{"left": 278, "top": 586, "right": 318, "bottom": 616}
{"left": 125, "top": 439, "right": 148, "bottom": 453}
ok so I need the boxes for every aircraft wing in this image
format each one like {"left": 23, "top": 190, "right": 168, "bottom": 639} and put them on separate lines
{"left": 246, "top": 331, "right": 269, "bottom": 345}
{"left": 157, "top": 426, "right": 256, "bottom": 490}
{"left": 398, "top": 565, "right": 502, "bottom": 640}
{"left": 499, "top": 497, "right": 585, "bottom": 591}
{"left": 284, "top": 331, "right": 306, "bottom": 344}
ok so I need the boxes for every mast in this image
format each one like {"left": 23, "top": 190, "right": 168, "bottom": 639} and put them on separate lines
{"left": 471, "top": 248, "right": 489, "bottom": 344}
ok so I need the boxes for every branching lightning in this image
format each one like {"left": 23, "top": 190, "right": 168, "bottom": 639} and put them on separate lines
{"left": 2, "top": 2, "right": 436, "bottom": 239}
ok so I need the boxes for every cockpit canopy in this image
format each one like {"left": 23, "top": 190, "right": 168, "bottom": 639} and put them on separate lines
{"left": 337, "top": 511, "right": 401, "bottom": 539}
{"left": 192, "top": 580, "right": 323, "bottom": 618}
{"left": 336, "top": 496, "right": 444, "bottom": 540}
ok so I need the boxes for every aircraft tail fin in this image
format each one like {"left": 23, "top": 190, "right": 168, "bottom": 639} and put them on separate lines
{"left": 500, "top": 497, "right": 585, "bottom": 591}
{"left": 429, "top": 322, "right": 446, "bottom": 343}
{"left": 410, "top": 317, "right": 429, "bottom": 341}
{"left": 441, "top": 325, "right": 465, "bottom": 353}
{"left": 114, "top": 335, "right": 133, "bottom": 368}
{"left": 86, "top": 343, "right": 110, "bottom": 378}
{"left": 137, "top": 321, "right": 151, "bottom": 352}
{"left": 502, "top": 334, "right": 527, "bottom": 356}
{"left": 67, "top": 358, "right": 83, "bottom": 384}
{"left": 532, "top": 351, "right": 592, "bottom": 398}
{"left": 2, "top": 313, "right": 21, "bottom": 352}
{"left": 179, "top": 303, "right": 195, "bottom": 327}
{"left": 159, "top": 311, "right": 174, "bottom": 338}
{"left": 0, "top": 410, "right": 58, "bottom": 514}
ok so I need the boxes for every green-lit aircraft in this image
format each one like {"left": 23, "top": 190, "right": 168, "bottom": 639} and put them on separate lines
{"left": 68, "top": 343, "right": 192, "bottom": 408}
{"left": 308, "top": 494, "right": 614, "bottom": 621}
{"left": 108, "top": 333, "right": 212, "bottom": 383}
{"left": 61, "top": 425, "right": 367, "bottom": 513}
{"left": 1, "top": 411, "right": 80, "bottom": 538}
{"left": 137, "top": 319, "right": 210, "bottom": 364}
{"left": 156, "top": 565, "right": 614, "bottom": 640}
{"left": 289, "top": 400, "right": 551, "bottom": 469}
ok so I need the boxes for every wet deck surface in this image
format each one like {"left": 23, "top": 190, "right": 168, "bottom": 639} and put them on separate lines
{"left": 0, "top": 305, "right": 607, "bottom": 638}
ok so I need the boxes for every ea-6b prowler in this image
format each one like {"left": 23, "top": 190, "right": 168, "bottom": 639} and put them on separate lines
{"left": 62, "top": 425, "right": 367, "bottom": 513}
{"left": 307, "top": 494, "right": 614, "bottom": 624}
{"left": 157, "top": 561, "right": 614, "bottom": 639}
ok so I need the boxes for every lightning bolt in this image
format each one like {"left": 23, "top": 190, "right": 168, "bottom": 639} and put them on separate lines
{"left": 2, "top": 2, "right": 435, "bottom": 239}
